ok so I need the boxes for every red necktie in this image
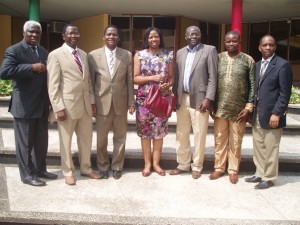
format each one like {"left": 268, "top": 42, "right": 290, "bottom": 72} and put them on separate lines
{"left": 72, "top": 50, "right": 83, "bottom": 74}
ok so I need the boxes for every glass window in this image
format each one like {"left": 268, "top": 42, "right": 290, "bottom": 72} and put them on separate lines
{"left": 199, "top": 21, "right": 208, "bottom": 44}
{"left": 132, "top": 17, "right": 152, "bottom": 51}
{"left": 208, "top": 23, "right": 220, "bottom": 52}
{"left": 249, "top": 23, "right": 269, "bottom": 62}
{"left": 289, "top": 20, "right": 300, "bottom": 61}
{"left": 270, "top": 21, "right": 289, "bottom": 59}
{"left": 154, "top": 17, "right": 176, "bottom": 51}
{"left": 110, "top": 17, "right": 130, "bottom": 50}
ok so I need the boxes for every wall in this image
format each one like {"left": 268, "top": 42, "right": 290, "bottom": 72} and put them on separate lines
{"left": 72, "top": 14, "right": 109, "bottom": 53}
{"left": 0, "top": 16, "right": 12, "bottom": 65}
{"left": 12, "top": 17, "right": 26, "bottom": 45}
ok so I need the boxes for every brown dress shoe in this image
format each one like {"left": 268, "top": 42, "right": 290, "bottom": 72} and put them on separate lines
{"left": 169, "top": 168, "right": 185, "bottom": 175}
{"left": 81, "top": 171, "right": 102, "bottom": 179}
{"left": 229, "top": 173, "right": 238, "bottom": 184}
{"left": 65, "top": 176, "right": 76, "bottom": 185}
{"left": 209, "top": 171, "right": 224, "bottom": 180}
{"left": 192, "top": 170, "right": 201, "bottom": 179}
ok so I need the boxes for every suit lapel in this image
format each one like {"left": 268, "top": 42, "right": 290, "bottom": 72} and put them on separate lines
{"left": 99, "top": 48, "right": 112, "bottom": 80}
{"left": 260, "top": 55, "right": 277, "bottom": 85}
{"left": 78, "top": 49, "right": 87, "bottom": 79}
{"left": 21, "top": 40, "right": 39, "bottom": 63}
{"left": 190, "top": 44, "right": 204, "bottom": 75}
{"left": 180, "top": 49, "right": 188, "bottom": 81}
{"left": 62, "top": 43, "right": 83, "bottom": 78}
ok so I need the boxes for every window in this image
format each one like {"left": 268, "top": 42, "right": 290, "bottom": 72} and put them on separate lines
{"left": 289, "top": 20, "right": 300, "bottom": 61}
{"left": 270, "top": 21, "right": 289, "bottom": 59}
{"left": 154, "top": 17, "right": 176, "bottom": 51}
{"left": 132, "top": 17, "right": 152, "bottom": 51}
{"left": 110, "top": 16, "right": 176, "bottom": 53}
{"left": 111, "top": 16, "right": 130, "bottom": 50}
{"left": 208, "top": 23, "right": 220, "bottom": 51}
{"left": 249, "top": 23, "right": 269, "bottom": 61}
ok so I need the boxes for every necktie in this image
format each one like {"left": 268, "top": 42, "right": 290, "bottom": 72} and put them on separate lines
{"left": 259, "top": 61, "right": 268, "bottom": 80}
{"left": 72, "top": 50, "right": 83, "bottom": 74}
{"left": 109, "top": 51, "right": 114, "bottom": 75}
{"left": 31, "top": 46, "right": 39, "bottom": 59}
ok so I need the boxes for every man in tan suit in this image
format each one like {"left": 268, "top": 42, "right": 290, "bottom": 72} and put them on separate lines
{"left": 170, "top": 26, "right": 218, "bottom": 179}
{"left": 47, "top": 24, "right": 101, "bottom": 185}
{"left": 88, "top": 25, "right": 135, "bottom": 179}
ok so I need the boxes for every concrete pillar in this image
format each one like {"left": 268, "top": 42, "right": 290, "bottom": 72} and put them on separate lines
{"left": 231, "top": 0, "right": 243, "bottom": 50}
{"left": 29, "top": 0, "right": 40, "bottom": 22}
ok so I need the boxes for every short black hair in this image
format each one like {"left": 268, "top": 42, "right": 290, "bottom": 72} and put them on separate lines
{"left": 103, "top": 25, "right": 119, "bottom": 36}
{"left": 225, "top": 30, "right": 240, "bottom": 40}
{"left": 259, "top": 34, "right": 276, "bottom": 45}
{"left": 62, "top": 24, "right": 79, "bottom": 34}
{"left": 143, "top": 27, "right": 165, "bottom": 49}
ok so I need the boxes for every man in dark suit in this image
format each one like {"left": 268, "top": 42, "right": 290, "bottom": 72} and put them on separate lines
{"left": 170, "top": 26, "right": 218, "bottom": 179}
{"left": 0, "top": 20, "right": 57, "bottom": 186}
{"left": 245, "top": 34, "right": 292, "bottom": 189}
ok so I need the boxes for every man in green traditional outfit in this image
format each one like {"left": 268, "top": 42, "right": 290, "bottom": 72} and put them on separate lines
{"left": 209, "top": 31, "right": 255, "bottom": 184}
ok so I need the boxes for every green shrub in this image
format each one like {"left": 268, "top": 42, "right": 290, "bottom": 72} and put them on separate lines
{"left": 289, "top": 85, "right": 300, "bottom": 104}
{"left": 0, "top": 79, "right": 13, "bottom": 96}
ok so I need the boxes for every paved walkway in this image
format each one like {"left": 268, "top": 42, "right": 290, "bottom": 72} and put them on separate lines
{"left": 1, "top": 165, "right": 300, "bottom": 225}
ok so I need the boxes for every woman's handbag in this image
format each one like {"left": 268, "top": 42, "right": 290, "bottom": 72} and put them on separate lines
{"left": 144, "top": 85, "right": 177, "bottom": 118}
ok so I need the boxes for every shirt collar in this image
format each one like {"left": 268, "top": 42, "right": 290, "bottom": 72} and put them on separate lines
{"left": 186, "top": 44, "right": 200, "bottom": 53}
{"left": 64, "top": 43, "right": 78, "bottom": 54}
{"left": 105, "top": 46, "right": 117, "bottom": 55}
{"left": 262, "top": 54, "right": 275, "bottom": 63}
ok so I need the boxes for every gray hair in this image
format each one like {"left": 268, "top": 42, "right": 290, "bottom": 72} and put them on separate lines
{"left": 23, "top": 20, "right": 42, "bottom": 33}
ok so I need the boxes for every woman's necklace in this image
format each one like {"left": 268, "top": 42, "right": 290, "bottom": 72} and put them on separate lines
{"left": 149, "top": 48, "right": 161, "bottom": 56}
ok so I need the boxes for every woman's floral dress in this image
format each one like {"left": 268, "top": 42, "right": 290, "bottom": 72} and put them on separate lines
{"left": 136, "top": 49, "right": 173, "bottom": 139}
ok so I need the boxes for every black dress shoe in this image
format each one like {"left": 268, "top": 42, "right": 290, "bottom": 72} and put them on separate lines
{"left": 38, "top": 171, "right": 58, "bottom": 179}
{"left": 23, "top": 176, "right": 46, "bottom": 186}
{"left": 113, "top": 170, "right": 122, "bottom": 179}
{"left": 100, "top": 171, "right": 109, "bottom": 179}
{"left": 254, "top": 180, "right": 274, "bottom": 189}
{"left": 245, "top": 175, "right": 262, "bottom": 183}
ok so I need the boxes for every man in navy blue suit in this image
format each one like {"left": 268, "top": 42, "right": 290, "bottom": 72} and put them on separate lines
{"left": 245, "top": 34, "right": 292, "bottom": 189}
{"left": 0, "top": 21, "right": 57, "bottom": 186}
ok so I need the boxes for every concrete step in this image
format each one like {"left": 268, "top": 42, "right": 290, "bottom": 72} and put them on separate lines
{"left": 1, "top": 97, "right": 300, "bottom": 171}
{"left": 1, "top": 126, "right": 300, "bottom": 172}
{"left": 1, "top": 97, "right": 300, "bottom": 133}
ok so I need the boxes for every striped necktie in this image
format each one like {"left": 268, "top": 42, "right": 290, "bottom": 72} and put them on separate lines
{"left": 259, "top": 60, "right": 268, "bottom": 80}
{"left": 109, "top": 51, "right": 114, "bottom": 75}
{"left": 72, "top": 50, "right": 83, "bottom": 74}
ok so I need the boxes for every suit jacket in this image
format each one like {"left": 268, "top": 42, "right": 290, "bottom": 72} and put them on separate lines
{"left": 47, "top": 43, "right": 94, "bottom": 119}
{"left": 174, "top": 43, "right": 218, "bottom": 109}
{"left": 88, "top": 47, "right": 135, "bottom": 116}
{"left": 0, "top": 40, "right": 49, "bottom": 119}
{"left": 254, "top": 55, "right": 293, "bottom": 129}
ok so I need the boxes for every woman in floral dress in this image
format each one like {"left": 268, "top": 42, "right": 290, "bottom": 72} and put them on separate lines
{"left": 133, "top": 27, "right": 174, "bottom": 177}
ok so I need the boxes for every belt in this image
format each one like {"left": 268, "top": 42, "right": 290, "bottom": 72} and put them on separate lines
{"left": 183, "top": 91, "right": 189, "bottom": 94}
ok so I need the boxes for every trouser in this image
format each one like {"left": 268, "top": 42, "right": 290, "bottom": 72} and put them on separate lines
{"left": 175, "top": 93, "right": 209, "bottom": 172}
{"left": 213, "top": 117, "right": 246, "bottom": 173}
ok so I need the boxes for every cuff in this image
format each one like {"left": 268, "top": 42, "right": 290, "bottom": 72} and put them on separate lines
{"left": 245, "top": 103, "right": 254, "bottom": 113}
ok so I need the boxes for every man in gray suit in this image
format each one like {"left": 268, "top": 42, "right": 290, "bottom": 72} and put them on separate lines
{"left": 170, "top": 26, "right": 218, "bottom": 179}
{"left": 0, "top": 20, "right": 57, "bottom": 186}
{"left": 88, "top": 25, "right": 135, "bottom": 179}
{"left": 48, "top": 24, "right": 101, "bottom": 185}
